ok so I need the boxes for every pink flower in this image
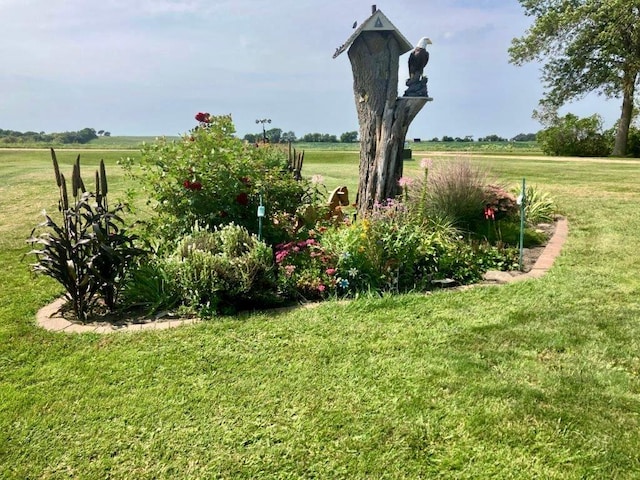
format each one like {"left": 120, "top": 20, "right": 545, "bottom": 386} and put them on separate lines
{"left": 317, "top": 284, "right": 326, "bottom": 293}
{"left": 284, "top": 265, "right": 296, "bottom": 277}
{"left": 398, "top": 177, "right": 413, "bottom": 188}
{"left": 420, "top": 157, "right": 433, "bottom": 169}
{"left": 325, "top": 268, "right": 337, "bottom": 276}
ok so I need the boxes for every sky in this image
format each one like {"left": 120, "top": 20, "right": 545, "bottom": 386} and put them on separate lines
{"left": 0, "top": 0, "right": 624, "bottom": 140}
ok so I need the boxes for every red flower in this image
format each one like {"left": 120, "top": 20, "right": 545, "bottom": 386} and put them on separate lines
{"left": 195, "top": 112, "right": 210, "bottom": 123}
{"left": 239, "top": 176, "right": 251, "bottom": 187}
{"left": 183, "top": 180, "right": 203, "bottom": 191}
{"left": 484, "top": 206, "right": 495, "bottom": 220}
{"left": 235, "top": 192, "right": 249, "bottom": 206}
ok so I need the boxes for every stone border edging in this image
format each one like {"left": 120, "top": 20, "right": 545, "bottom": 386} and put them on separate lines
{"left": 36, "top": 299, "right": 200, "bottom": 334}
{"left": 482, "top": 216, "right": 568, "bottom": 284}
{"left": 36, "top": 217, "right": 568, "bottom": 334}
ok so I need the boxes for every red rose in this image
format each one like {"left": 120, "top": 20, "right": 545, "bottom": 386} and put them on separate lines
{"left": 190, "top": 181, "right": 202, "bottom": 191}
{"left": 195, "top": 112, "right": 210, "bottom": 123}
{"left": 235, "top": 192, "right": 249, "bottom": 206}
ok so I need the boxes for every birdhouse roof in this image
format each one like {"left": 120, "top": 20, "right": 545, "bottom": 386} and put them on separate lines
{"left": 332, "top": 9, "right": 413, "bottom": 59}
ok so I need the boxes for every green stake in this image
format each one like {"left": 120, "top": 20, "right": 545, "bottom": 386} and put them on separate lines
{"left": 257, "top": 194, "right": 265, "bottom": 241}
{"left": 519, "top": 178, "right": 526, "bottom": 270}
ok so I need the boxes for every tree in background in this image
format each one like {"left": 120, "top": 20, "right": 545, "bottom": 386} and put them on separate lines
{"left": 340, "top": 131, "right": 358, "bottom": 143}
{"left": 509, "top": 0, "right": 640, "bottom": 156}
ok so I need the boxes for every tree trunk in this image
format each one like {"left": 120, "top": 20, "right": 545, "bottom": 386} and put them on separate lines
{"left": 612, "top": 69, "right": 638, "bottom": 156}
{"left": 348, "top": 31, "right": 428, "bottom": 216}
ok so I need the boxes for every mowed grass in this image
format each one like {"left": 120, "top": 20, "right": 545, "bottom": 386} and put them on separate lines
{"left": 2, "top": 148, "right": 640, "bottom": 478}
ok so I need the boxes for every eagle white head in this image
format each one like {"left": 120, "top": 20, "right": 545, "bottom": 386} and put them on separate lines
{"left": 416, "top": 37, "right": 432, "bottom": 49}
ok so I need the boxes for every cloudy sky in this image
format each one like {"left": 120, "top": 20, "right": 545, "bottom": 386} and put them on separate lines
{"left": 0, "top": 0, "right": 623, "bottom": 139}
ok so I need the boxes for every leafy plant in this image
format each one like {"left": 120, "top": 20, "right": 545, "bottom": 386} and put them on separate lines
{"left": 513, "top": 184, "right": 556, "bottom": 224}
{"left": 27, "top": 149, "right": 144, "bottom": 321}
{"left": 121, "top": 113, "right": 312, "bottom": 247}
{"left": 172, "top": 223, "right": 279, "bottom": 315}
{"left": 120, "top": 258, "right": 181, "bottom": 315}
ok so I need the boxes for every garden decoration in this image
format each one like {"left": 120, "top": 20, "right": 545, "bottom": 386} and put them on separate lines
{"left": 287, "top": 142, "right": 304, "bottom": 181}
{"left": 334, "top": 5, "right": 432, "bottom": 215}
{"left": 404, "top": 37, "right": 431, "bottom": 97}
{"left": 327, "top": 186, "right": 350, "bottom": 222}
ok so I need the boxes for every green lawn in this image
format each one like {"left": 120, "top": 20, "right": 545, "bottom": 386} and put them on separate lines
{"left": 2, "top": 148, "right": 640, "bottom": 478}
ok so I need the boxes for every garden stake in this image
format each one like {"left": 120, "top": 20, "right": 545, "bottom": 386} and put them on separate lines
{"left": 519, "top": 177, "right": 526, "bottom": 270}
{"left": 257, "top": 194, "right": 265, "bottom": 241}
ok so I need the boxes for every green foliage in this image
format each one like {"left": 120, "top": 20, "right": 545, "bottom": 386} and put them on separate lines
{"left": 339, "top": 131, "right": 358, "bottom": 143}
{"left": 536, "top": 113, "right": 611, "bottom": 157}
{"left": 120, "top": 258, "right": 181, "bottom": 315}
{"left": 121, "top": 114, "right": 309, "bottom": 247}
{"left": 26, "top": 149, "right": 143, "bottom": 321}
{"left": 513, "top": 184, "right": 557, "bottom": 225}
{"left": 509, "top": 0, "right": 640, "bottom": 155}
{"left": 170, "top": 224, "right": 279, "bottom": 315}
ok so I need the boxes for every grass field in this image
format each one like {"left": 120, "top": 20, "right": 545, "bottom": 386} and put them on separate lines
{"left": 2, "top": 147, "right": 640, "bottom": 478}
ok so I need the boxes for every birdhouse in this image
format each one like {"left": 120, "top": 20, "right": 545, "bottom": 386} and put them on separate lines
{"left": 333, "top": 7, "right": 413, "bottom": 59}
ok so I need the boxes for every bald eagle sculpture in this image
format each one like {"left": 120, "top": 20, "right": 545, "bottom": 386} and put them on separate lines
{"left": 408, "top": 37, "right": 431, "bottom": 82}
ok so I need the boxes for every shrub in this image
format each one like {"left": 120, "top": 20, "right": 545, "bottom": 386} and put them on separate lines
{"left": 27, "top": 149, "right": 144, "bottom": 321}
{"left": 171, "top": 224, "right": 279, "bottom": 315}
{"left": 537, "top": 113, "right": 611, "bottom": 157}
{"left": 121, "top": 113, "right": 311, "bottom": 248}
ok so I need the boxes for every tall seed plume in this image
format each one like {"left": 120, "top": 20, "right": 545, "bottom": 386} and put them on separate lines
{"left": 72, "top": 163, "right": 80, "bottom": 198}
{"left": 75, "top": 155, "right": 86, "bottom": 193}
{"left": 95, "top": 171, "right": 102, "bottom": 204}
{"left": 51, "top": 148, "right": 62, "bottom": 188}
{"left": 60, "top": 174, "right": 69, "bottom": 210}
{"left": 99, "top": 160, "right": 108, "bottom": 196}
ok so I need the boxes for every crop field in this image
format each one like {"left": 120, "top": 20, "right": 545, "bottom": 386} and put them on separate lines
{"left": 2, "top": 147, "right": 640, "bottom": 478}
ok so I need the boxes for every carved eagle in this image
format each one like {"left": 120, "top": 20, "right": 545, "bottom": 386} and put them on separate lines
{"left": 408, "top": 37, "right": 432, "bottom": 80}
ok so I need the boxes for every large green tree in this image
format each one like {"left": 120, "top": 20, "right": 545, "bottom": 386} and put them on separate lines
{"left": 509, "top": 0, "right": 640, "bottom": 156}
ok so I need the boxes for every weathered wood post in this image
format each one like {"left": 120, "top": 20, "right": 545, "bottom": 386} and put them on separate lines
{"left": 333, "top": 6, "right": 432, "bottom": 216}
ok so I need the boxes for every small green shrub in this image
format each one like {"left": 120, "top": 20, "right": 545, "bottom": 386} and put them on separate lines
{"left": 172, "top": 224, "right": 279, "bottom": 315}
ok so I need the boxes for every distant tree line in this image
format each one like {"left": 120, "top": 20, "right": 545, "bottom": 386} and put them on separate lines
{"left": 425, "top": 133, "right": 537, "bottom": 142}
{"left": 243, "top": 128, "right": 359, "bottom": 144}
{"left": 0, "top": 128, "right": 107, "bottom": 145}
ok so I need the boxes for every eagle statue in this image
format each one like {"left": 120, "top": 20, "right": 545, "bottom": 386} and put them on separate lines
{"left": 408, "top": 37, "right": 432, "bottom": 82}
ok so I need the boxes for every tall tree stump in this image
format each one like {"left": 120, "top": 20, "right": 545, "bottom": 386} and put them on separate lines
{"left": 335, "top": 9, "right": 430, "bottom": 216}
